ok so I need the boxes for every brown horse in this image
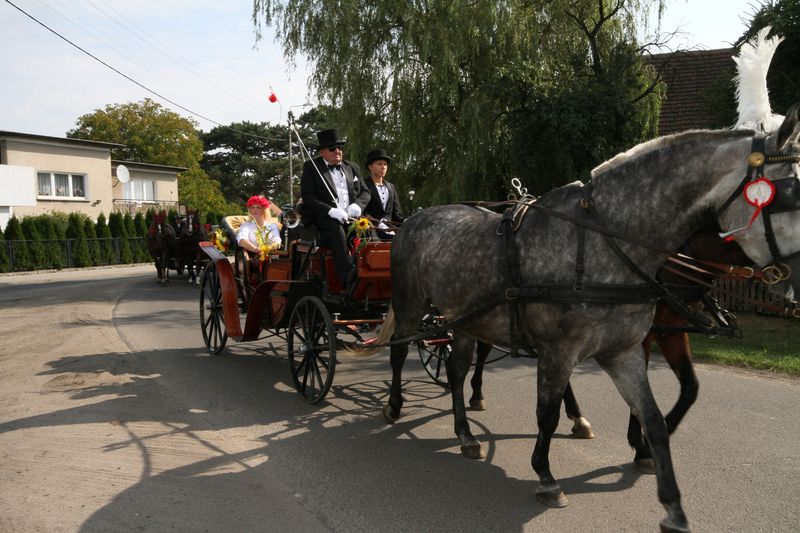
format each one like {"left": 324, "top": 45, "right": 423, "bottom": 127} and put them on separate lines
{"left": 146, "top": 211, "right": 176, "bottom": 285}
{"left": 173, "top": 209, "right": 207, "bottom": 285}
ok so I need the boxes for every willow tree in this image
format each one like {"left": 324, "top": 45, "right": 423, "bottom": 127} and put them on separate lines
{"left": 253, "top": 0, "right": 665, "bottom": 203}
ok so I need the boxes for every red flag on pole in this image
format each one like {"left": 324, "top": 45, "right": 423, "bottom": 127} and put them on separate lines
{"left": 268, "top": 86, "right": 279, "bottom": 103}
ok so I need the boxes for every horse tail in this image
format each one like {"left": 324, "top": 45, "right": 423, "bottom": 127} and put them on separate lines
{"left": 342, "top": 306, "right": 396, "bottom": 357}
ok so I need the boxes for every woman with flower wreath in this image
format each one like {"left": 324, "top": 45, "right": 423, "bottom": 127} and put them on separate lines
{"left": 237, "top": 195, "right": 282, "bottom": 285}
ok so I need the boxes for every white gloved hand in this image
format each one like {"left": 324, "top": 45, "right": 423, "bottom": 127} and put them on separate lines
{"left": 328, "top": 207, "right": 348, "bottom": 224}
{"left": 346, "top": 203, "right": 362, "bottom": 218}
{"left": 377, "top": 222, "right": 389, "bottom": 230}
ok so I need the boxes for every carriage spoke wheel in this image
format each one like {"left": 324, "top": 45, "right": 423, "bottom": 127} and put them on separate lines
{"left": 287, "top": 296, "right": 336, "bottom": 403}
{"left": 418, "top": 340, "right": 452, "bottom": 388}
{"left": 199, "top": 263, "right": 228, "bottom": 354}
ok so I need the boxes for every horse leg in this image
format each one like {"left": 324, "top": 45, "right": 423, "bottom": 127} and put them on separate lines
{"left": 383, "top": 341, "right": 409, "bottom": 423}
{"left": 531, "top": 353, "right": 573, "bottom": 508}
{"left": 627, "top": 332, "right": 655, "bottom": 473}
{"left": 468, "top": 341, "right": 492, "bottom": 411}
{"left": 598, "top": 347, "right": 690, "bottom": 533}
{"left": 659, "top": 332, "right": 698, "bottom": 434}
{"left": 563, "top": 382, "right": 594, "bottom": 439}
{"left": 447, "top": 334, "right": 484, "bottom": 459}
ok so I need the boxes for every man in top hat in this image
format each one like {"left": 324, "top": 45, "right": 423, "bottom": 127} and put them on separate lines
{"left": 363, "top": 148, "right": 403, "bottom": 239}
{"left": 300, "top": 128, "right": 371, "bottom": 288}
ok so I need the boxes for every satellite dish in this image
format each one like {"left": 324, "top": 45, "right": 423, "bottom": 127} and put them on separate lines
{"left": 116, "top": 165, "right": 130, "bottom": 183}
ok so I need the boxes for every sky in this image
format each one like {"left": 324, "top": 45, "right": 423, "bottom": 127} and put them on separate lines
{"left": 0, "top": 0, "right": 761, "bottom": 138}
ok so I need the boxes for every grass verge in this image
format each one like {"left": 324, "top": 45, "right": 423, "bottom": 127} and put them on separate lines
{"left": 686, "top": 313, "right": 800, "bottom": 375}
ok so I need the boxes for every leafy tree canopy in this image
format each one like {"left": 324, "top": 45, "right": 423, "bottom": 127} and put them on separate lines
{"left": 201, "top": 108, "right": 329, "bottom": 206}
{"left": 67, "top": 98, "right": 203, "bottom": 167}
{"left": 67, "top": 98, "right": 229, "bottom": 213}
{"left": 253, "top": 0, "right": 666, "bottom": 202}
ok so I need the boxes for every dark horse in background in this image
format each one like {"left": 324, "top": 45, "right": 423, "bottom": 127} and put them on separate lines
{"left": 146, "top": 211, "right": 176, "bottom": 285}
{"left": 173, "top": 209, "right": 207, "bottom": 285}
{"left": 379, "top": 108, "right": 800, "bottom": 532}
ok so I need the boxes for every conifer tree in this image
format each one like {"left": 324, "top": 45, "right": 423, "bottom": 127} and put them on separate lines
{"left": 96, "top": 213, "right": 116, "bottom": 264}
{"left": 0, "top": 225, "right": 9, "bottom": 272}
{"left": 21, "top": 217, "right": 47, "bottom": 270}
{"left": 33, "top": 215, "right": 64, "bottom": 268}
{"left": 83, "top": 218, "right": 101, "bottom": 266}
{"left": 109, "top": 212, "right": 133, "bottom": 263}
{"left": 4, "top": 216, "right": 32, "bottom": 271}
{"left": 134, "top": 213, "right": 150, "bottom": 261}
{"left": 66, "top": 213, "right": 91, "bottom": 267}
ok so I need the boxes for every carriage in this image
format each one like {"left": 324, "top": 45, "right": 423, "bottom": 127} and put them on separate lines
{"left": 198, "top": 211, "right": 415, "bottom": 403}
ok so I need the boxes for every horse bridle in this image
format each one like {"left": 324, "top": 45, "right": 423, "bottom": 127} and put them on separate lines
{"left": 717, "top": 134, "right": 800, "bottom": 283}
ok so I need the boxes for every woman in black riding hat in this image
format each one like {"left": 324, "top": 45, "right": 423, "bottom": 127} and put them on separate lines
{"left": 363, "top": 148, "right": 403, "bottom": 239}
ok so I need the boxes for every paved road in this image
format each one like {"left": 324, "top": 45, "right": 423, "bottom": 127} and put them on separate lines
{"left": 0, "top": 266, "right": 798, "bottom": 532}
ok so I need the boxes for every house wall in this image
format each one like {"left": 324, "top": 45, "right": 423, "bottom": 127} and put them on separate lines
{"left": 2, "top": 137, "right": 113, "bottom": 220}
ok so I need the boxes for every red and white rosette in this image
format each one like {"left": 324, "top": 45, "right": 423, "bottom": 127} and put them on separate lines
{"left": 720, "top": 177, "right": 776, "bottom": 240}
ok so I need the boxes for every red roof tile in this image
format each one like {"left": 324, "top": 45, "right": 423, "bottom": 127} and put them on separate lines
{"left": 646, "top": 49, "right": 735, "bottom": 135}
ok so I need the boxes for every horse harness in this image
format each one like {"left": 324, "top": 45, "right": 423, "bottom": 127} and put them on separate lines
{"left": 417, "top": 135, "right": 800, "bottom": 355}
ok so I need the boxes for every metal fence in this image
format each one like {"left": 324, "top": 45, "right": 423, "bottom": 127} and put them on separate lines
{"left": 2, "top": 237, "right": 148, "bottom": 271}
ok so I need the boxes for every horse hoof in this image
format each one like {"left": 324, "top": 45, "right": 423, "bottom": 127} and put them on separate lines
{"left": 469, "top": 398, "right": 486, "bottom": 411}
{"left": 660, "top": 517, "right": 691, "bottom": 533}
{"left": 635, "top": 458, "right": 656, "bottom": 475}
{"left": 535, "top": 486, "right": 569, "bottom": 508}
{"left": 460, "top": 443, "right": 486, "bottom": 459}
{"left": 570, "top": 417, "right": 595, "bottom": 439}
{"left": 382, "top": 404, "right": 399, "bottom": 424}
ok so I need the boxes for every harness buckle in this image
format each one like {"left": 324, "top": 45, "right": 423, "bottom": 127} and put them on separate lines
{"left": 573, "top": 281, "right": 584, "bottom": 293}
{"left": 505, "top": 288, "right": 519, "bottom": 301}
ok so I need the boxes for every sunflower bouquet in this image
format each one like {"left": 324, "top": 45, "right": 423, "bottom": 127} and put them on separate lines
{"left": 347, "top": 217, "right": 374, "bottom": 252}
{"left": 258, "top": 240, "right": 281, "bottom": 262}
{"left": 212, "top": 227, "right": 229, "bottom": 252}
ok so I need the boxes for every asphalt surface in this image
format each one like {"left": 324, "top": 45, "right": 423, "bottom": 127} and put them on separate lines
{"left": 0, "top": 265, "right": 798, "bottom": 532}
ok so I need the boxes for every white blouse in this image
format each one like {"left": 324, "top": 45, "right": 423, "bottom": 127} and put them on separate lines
{"left": 237, "top": 219, "right": 281, "bottom": 248}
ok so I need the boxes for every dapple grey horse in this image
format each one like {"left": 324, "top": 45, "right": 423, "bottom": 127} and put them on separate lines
{"left": 381, "top": 106, "right": 800, "bottom": 533}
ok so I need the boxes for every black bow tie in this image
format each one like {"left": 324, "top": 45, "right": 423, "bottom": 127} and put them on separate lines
{"left": 327, "top": 164, "right": 341, "bottom": 171}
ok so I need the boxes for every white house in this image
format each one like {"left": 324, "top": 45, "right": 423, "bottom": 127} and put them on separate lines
{"left": 0, "top": 130, "right": 185, "bottom": 230}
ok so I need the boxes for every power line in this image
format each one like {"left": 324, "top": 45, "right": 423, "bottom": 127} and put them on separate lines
{"left": 4, "top": 0, "right": 286, "bottom": 143}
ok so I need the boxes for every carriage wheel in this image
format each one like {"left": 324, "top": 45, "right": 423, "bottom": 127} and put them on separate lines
{"left": 287, "top": 296, "right": 336, "bottom": 403}
{"left": 199, "top": 263, "right": 228, "bottom": 354}
{"left": 418, "top": 340, "right": 452, "bottom": 388}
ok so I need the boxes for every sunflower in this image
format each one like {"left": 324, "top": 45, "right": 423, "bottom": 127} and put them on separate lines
{"left": 355, "top": 217, "right": 371, "bottom": 231}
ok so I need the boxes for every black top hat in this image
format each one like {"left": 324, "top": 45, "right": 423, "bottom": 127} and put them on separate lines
{"left": 316, "top": 128, "right": 346, "bottom": 148}
{"left": 365, "top": 148, "right": 392, "bottom": 166}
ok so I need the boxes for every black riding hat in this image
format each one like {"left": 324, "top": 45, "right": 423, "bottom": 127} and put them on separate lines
{"left": 365, "top": 148, "right": 392, "bottom": 166}
{"left": 316, "top": 128, "right": 346, "bottom": 149}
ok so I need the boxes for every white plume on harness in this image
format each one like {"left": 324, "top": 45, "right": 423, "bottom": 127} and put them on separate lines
{"left": 733, "top": 26, "right": 784, "bottom": 133}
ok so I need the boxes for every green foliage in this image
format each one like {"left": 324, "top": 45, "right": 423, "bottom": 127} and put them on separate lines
{"left": 67, "top": 213, "right": 92, "bottom": 268}
{"left": 0, "top": 226, "right": 9, "bottom": 272}
{"left": 705, "top": 0, "right": 799, "bottom": 128}
{"left": 108, "top": 212, "right": 133, "bottom": 263}
{"left": 177, "top": 165, "right": 230, "bottom": 215}
{"left": 83, "top": 218, "right": 101, "bottom": 266}
{"left": 254, "top": 0, "right": 665, "bottom": 204}
{"left": 123, "top": 213, "right": 145, "bottom": 262}
{"left": 4, "top": 216, "right": 31, "bottom": 271}
{"left": 30, "top": 215, "right": 64, "bottom": 268}
{"left": 67, "top": 98, "right": 203, "bottom": 167}
{"left": 96, "top": 213, "right": 116, "bottom": 264}
{"left": 689, "top": 313, "right": 800, "bottom": 375}
{"left": 20, "top": 217, "right": 47, "bottom": 269}
{"left": 739, "top": 0, "right": 800, "bottom": 116}
{"left": 201, "top": 117, "right": 321, "bottom": 205}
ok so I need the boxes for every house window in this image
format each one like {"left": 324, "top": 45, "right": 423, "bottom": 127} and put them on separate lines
{"left": 123, "top": 179, "right": 155, "bottom": 201}
{"left": 37, "top": 172, "right": 87, "bottom": 199}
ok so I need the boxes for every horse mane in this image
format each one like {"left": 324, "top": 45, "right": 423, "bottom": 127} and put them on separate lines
{"left": 590, "top": 129, "right": 752, "bottom": 178}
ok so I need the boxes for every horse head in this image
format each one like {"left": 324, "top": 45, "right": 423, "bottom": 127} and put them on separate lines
{"left": 716, "top": 104, "right": 800, "bottom": 298}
